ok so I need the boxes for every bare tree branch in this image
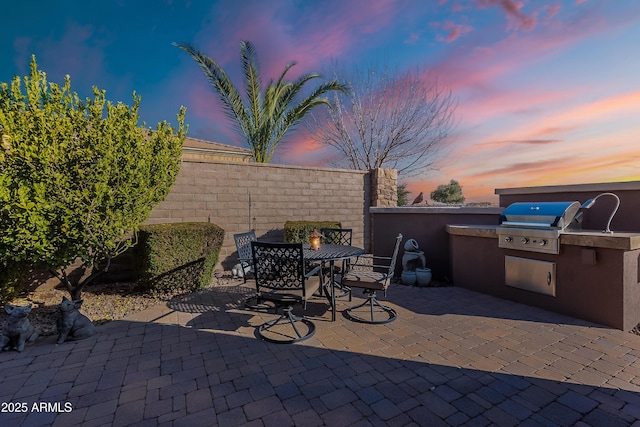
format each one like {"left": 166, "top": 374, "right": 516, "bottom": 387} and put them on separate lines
{"left": 310, "top": 64, "right": 457, "bottom": 178}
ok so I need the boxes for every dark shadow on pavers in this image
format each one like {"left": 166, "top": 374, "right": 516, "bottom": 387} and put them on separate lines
{"left": 169, "top": 284, "right": 334, "bottom": 323}
{"left": 166, "top": 284, "right": 255, "bottom": 314}
{"left": 0, "top": 290, "right": 638, "bottom": 426}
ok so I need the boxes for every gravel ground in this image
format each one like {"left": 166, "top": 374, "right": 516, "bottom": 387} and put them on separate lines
{"left": 0, "top": 271, "right": 240, "bottom": 337}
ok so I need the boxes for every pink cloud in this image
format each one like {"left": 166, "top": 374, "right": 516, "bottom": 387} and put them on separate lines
{"left": 432, "top": 21, "right": 474, "bottom": 42}
{"left": 276, "top": 127, "right": 338, "bottom": 167}
{"left": 423, "top": 5, "right": 619, "bottom": 100}
{"left": 405, "top": 32, "right": 422, "bottom": 44}
{"left": 531, "top": 126, "right": 579, "bottom": 138}
{"left": 429, "top": 96, "right": 640, "bottom": 202}
{"left": 544, "top": 4, "right": 561, "bottom": 19}
{"left": 191, "top": 0, "right": 404, "bottom": 80}
{"left": 494, "top": 90, "right": 640, "bottom": 147}
{"left": 474, "top": 0, "right": 537, "bottom": 31}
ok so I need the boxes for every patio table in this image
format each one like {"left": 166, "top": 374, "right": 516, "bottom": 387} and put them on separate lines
{"left": 303, "top": 243, "right": 365, "bottom": 321}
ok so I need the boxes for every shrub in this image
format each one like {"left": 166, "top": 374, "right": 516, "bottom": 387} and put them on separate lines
{"left": 0, "top": 259, "right": 31, "bottom": 303}
{"left": 133, "top": 223, "right": 225, "bottom": 296}
{"left": 0, "top": 55, "right": 187, "bottom": 300}
{"left": 284, "top": 221, "right": 341, "bottom": 243}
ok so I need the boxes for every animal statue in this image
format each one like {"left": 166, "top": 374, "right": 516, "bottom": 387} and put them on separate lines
{"left": 56, "top": 297, "right": 96, "bottom": 344}
{"left": 0, "top": 304, "right": 39, "bottom": 352}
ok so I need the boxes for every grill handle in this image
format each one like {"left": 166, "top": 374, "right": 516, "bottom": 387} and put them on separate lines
{"left": 500, "top": 221, "right": 554, "bottom": 229}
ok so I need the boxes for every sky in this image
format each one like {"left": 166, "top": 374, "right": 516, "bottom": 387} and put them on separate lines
{"left": 2, "top": 0, "right": 640, "bottom": 203}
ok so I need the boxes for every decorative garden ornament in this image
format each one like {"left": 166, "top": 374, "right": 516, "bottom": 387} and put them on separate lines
{"left": 401, "top": 239, "right": 428, "bottom": 285}
{"left": 56, "top": 297, "right": 96, "bottom": 344}
{"left": 0, "top": 304, "right": 38, "bottom": 352}
{"left": 415, "top": 268, "right": 432, "bottom": 286}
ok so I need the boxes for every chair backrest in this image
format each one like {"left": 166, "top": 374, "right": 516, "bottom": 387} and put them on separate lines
{"left": 387, "top": 233, "right": 403, "bottom": 278}
{"left": 251, "top": 241, "right": 306, "bottom": 293}
{"left": 234, "top": 231, "right": 257, "bottom": 261}
{"left": 320, "top": 228, "right": 352, "bottom": 246}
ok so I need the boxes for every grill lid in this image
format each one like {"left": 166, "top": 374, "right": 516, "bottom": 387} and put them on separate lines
{"left": 499, "top": 201, "right": 581, "bottom": 230}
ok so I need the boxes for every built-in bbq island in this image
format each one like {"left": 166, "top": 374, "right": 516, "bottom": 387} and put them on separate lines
{"left": 369, "top": 181, "right": 640, "bottom": 331}
{"left": 447, "top": 223, "right": 640, "bottom": 332}
{"left": 447, "top": 184, "right": 640, "bottom": 331}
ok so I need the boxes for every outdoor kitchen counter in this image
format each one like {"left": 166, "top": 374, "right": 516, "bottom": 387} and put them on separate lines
{"left": 446, "top": 224, "right": 640, "bottom": 250}
{"left": 447, "top": 224, "right": 640, "bottom": 331}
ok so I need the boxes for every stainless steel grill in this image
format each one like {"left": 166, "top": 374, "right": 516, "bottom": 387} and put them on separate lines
{"left": 496, "top": 201, "right": 581, "bottom": 254}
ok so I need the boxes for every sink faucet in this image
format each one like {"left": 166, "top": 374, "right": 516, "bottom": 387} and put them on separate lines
{"left": 581, "top": 192, "right": 620, "bottom": 233}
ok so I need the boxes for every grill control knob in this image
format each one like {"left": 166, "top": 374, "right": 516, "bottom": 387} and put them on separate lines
{"left": 539, "top": 239, "right": 547, "bottom": 246}
{"left": 505, "top": 236, "right": 513, "bottom": 243}
{"left": 521, "top": 238, "right": 529, "bottom": 244}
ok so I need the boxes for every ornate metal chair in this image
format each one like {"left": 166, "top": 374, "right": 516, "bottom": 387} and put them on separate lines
{"left": 251, "top": 241, "right": 322, "bottom": 344}
{"left": 234, "top": 231, "right": 257, "bottom": 283}
{"left": 321, "top": 228, "right": 353, "bottom": 246}
{"left": 342, "top": 233, "right": 403, "bottom": 324}
{"left": 320, "top": 228, "right": 353, "bottom": 299}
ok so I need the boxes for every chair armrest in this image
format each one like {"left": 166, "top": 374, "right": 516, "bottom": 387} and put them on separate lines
{"left": 351, "top": 255, "right": 392, "bottom": 270}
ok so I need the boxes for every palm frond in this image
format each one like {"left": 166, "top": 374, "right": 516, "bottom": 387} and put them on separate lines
{"left": 173, "top": 42, "right": 250, "bottom": 136}
{"left": 176, "top": 41, "right": 348, "bottom": 162}
{"left": 240, "top": 41, "right": 262, "bottom": 133}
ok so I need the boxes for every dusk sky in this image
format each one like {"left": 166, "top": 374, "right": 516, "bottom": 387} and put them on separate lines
{"left": 2, "top": 0, "right": 639, "bottom": 202}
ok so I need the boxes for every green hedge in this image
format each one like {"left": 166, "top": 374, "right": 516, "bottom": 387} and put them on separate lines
{"left": 0, "top": 260, "right": 31, "bottom": 303}
{"left": 133, "top": 222, "right": 225, "bottom": 296}
{"left": 283, "top": 220, "right": 341, "bottom": 243}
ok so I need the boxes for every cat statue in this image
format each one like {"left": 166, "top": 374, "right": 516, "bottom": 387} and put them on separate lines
{"left": 0, "top": 303, "right": 39, "bottom": 352}
{"left": 56, "top": 297, "right": 96, "bottom": 344}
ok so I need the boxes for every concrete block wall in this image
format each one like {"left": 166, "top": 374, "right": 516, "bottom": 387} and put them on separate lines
{"left": 147, "top": 160, "right": 374, "bottom": 270}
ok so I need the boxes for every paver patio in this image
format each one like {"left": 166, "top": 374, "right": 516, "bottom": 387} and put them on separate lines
{"left": 0, "top": 283, "right": 639, "bottom": 426}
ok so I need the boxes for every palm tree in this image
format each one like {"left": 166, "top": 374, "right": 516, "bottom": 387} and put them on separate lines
{"left": 174, "top": 41, "right": 348, "bottom": 162}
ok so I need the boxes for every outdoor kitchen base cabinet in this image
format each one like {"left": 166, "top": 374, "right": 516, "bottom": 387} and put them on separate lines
{"left": 505, "top": 256, "right": 556, "bottom": 297}
{"left": 447, "top": 224, "right": 640, "bottom": 331}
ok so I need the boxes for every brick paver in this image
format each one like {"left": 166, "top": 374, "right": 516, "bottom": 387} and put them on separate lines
{"left": 0, "top": 284, "right": 639, "bottom": 426}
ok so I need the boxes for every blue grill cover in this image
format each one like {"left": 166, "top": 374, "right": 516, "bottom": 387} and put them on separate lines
{"left": 499, "top": 201, "right": 580, "bottom": 229}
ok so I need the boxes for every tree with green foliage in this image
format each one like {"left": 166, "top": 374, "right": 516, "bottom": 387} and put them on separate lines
{"left": 430, "top": 179, "right": 465, "bottom": 204}
{"left": 174, "top": 41, "right": 348, "bottom": 162}
{"left": 0, "top": 55, "right": 187, "bottom": 300}
{"left": 397, "top": 183, "right": 410, "bottom": 206}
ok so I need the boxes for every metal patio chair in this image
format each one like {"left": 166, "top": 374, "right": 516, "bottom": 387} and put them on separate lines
{"left": 251, "top": 241, "right": 323, "bottom": 344}
{"left": 320, "top": 228, "right": 354, "bottom": 300}
{"left": 342, "top": 233, "right": 403, "bottom": 324}
{"left": 234, "top": 231, "right": 257, "bottom": 283}
{"left": 321, "top": 228, "right": 353, "bottom": 247}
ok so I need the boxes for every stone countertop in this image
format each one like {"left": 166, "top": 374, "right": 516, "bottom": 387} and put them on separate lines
{"left": 446, "top": 224, "right": 499, "bottom": 238}
{"left": 446, "top": 224, "right": 640, "bottom": 251}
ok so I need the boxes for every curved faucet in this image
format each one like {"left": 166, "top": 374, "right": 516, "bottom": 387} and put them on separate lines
{"left": 581, "top": 192, "right": 620, "bottom": 233}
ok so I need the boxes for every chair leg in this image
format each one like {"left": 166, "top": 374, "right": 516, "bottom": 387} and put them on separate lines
{"left": 245, "top": 295, "right": 273, "bottom": 312}
{"left": 257, "top": 306, "right": 316, "bottom": 344}
{"left": 333, "top": 281, "right": 351, "bottom": 299}
{"left": 345, "top": 290, "right": 397, "bottom": 324}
